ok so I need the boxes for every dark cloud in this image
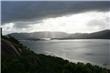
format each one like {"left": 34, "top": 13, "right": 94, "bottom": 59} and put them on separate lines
{"left": 2, "top": 1, "right": 110, "bottom": 24}
{"left": 13, "top": 20, "right": 42, "bottom": 28}
{"left": 13, "top": 22, "right": 32, "bottom": 28}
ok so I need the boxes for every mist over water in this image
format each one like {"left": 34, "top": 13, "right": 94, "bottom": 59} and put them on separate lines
{"left": 20, "top": 39, "right": 110, "bottom": 69}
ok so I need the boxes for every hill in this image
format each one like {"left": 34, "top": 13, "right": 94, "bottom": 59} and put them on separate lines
{"left": 8, "top": 30, "right": 110, "bottom": 40}
{"left": 68, "top": 30, "right": 110, "bottom": 39}
{"left": 9, "top": 31, "right": 68, "bottom": 40}
{"left": 1, "top": 36, "right": 110, "bottom": 73}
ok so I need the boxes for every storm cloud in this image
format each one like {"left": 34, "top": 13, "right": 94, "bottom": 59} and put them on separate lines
{"left": 1, "top": 1, "right": 110, "bottom": 35}
{"left": 2, "top": 1, "right": 110, "bottom": 24}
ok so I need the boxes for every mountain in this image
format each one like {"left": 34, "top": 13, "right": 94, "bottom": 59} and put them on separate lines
{"left": 9, "top": 31, "right": 68, "bottom": 40}
{"left": 88, "top": 30, "right": 110, "bottom": 39}
{"left": 8, "top": 29, "right": 110, "bottom": 40}
{"left": 68, "top": 30, "right": 110, "bottom": 39}
{"left": 1, "top": 36, "right": 110, "bottom": 73}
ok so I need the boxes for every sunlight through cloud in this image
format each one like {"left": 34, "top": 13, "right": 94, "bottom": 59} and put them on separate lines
{"left": 2, "top": 11, "right": 110, "bottom": 35}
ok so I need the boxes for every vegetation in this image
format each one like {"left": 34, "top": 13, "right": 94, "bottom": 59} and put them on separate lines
{"left": 1, "top": 36, "right": 110, "bottom": 73}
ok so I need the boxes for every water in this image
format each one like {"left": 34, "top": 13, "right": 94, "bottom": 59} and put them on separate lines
{"left": 20, "top": 39, "right": 110, "bottom": 69}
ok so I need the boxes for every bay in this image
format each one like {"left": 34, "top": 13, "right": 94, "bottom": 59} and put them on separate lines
{"left": 20, "top": 39, "right": 110, "bottom": 69}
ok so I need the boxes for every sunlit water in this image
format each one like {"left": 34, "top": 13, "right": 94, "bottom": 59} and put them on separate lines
{"left": 20, "top": 39, "right": 110, "bottom": 69}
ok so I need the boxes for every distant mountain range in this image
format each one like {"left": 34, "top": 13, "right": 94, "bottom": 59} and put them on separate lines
{"left": 8, "top": 31, "right": 68, "bottom": 40}
{"left": 8, "top": 29, "right": 110, "bottom": 40}
{"left": 67, "top": 29, "right": 110, "bottom": 39}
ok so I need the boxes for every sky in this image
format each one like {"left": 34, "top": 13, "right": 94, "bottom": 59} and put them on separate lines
{"left": 1, "top": 1, "right": 110, "bottom": 35}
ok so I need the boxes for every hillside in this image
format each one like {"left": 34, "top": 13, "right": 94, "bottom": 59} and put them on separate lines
{"left": 69, "top": 30, "right": 110, "bottom": 39}
{"left": 9, "top": 30, "right": 110, "bottom": 40}
{"left": 1, "top": 36, "right": 110, "bottom": 73}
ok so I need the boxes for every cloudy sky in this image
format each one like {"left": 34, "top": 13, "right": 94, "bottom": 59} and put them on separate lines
{"left": 1, "top": 1, "right": 110, "bottom": 35}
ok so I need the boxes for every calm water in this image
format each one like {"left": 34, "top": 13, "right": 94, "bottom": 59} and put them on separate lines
{"left": 20, "top": 39, "right": 110, "bottom": 69}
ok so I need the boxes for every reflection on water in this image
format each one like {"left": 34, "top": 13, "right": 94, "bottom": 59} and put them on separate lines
{"left": 20, "top": 39, "right": 110, "bottom": 69}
